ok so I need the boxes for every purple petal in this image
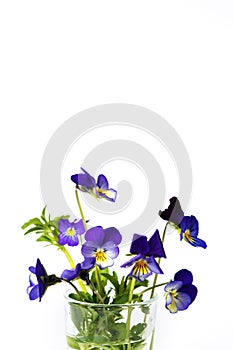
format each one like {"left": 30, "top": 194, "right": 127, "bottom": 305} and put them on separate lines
{"left": 174, "top": 269, "right": 193, "bottom": 285}
{"left": 35, "top": 259, "right": 46, "bottom": 277}
{"left": 61, "top": 264, "right": 81, "bottom": 281}
{"left": 81, "top": 241, "right": 99, "bottom": 258}
{"left": 97, "top": 189, "right": 117, "bottom": 202}
{"left": 146, "top": 256, "right": 163, "bottom": 274}
{"left": 148, "top": 230, "right": 166, "bottom": 258}
{"left": 58, "top": 219, "right": 70, "bottom": 233}
{"left": 174, "top": 292, "right": 192, "bottom": 311}
{"left": 85, "top": 226, "right": 105, "bottom": 245}
{"left": 29, "top": 266, "right": 36, "bottom": 274}
{"left": 29, "top": 284, "right": 40, "bottom": 300}
{"left": 103, "top": 241, "right": 119, "bottom": 259}
{"left": 121, "top": 254, "right": 142, "bottom": 268}
{"left": 180, "top": 284, "right": 198, "bottom": 303}
{"left": 103, "top": 227, "right": 122, "bottom": 245}
{"left": 72, "top": 219, "right": 85, "bottom": 235}
{"left": 97, "top": 174, "right": 109, "bottom": 189}
{"left": 58, "top": 233, "right": 79, "bottom": 246}
{"left": 130, "top": 234, "right": 149, "bottom": 255}
{"left": 164, "top": 280, "right": 183, "bottom": 292}
{"left": 81, "top": 257, "right": 95, "bottom": 270}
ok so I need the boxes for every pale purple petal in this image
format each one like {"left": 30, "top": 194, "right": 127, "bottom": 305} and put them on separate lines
{"left": 103, "top": 241, "right": 119, "bottom": 259}
{"left": 97, "top": 174, "right": 109, "bottom": 189}
{"left": 85, "top": 226, "right": 105, "bottom": 245}
{"left": 81, "top": 240, "right": 99, "bottom": 258}
{"left": 58, "top": 219, "right": 70, "bottom": 233}
{"left": 103, "top": 227, "right": 122, "bottom": 245}
{"left": 72, "top": 219, "right": 85, "bottom": 235}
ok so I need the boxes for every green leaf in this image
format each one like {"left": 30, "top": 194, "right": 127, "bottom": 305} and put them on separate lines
{"left": 130, "top": 323, "right": 147, "bottom": 341}
{"left": 23, "top": 227, "right": 43, "bottom": 235}
{"left": 112, "top": 294, "right": 129, "bottom": 304}
{"left": 36, "top": 236, "right": 53, "bottom": 243}
{"left": 21, "top": 218, "right": 43, "bottom": 229}
{"left": 102, "top": 271, "right": 120, "bottom": 292}
{"left": 66, "top": 336, "right": 81, "bottom": 349}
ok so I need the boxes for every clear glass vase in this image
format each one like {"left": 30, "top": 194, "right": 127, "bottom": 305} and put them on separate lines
{"left": 64, "top": 290, "right": 158, "bottom": 350}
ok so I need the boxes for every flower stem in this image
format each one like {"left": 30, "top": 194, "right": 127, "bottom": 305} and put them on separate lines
{"left": 148, "top": 222, "right": 169, "bottom": 350}
{"left": 60, "top": 278, "right": 82, "bottom": 298}
{"left": 150, "top": 222, "right": 169, "bottom": 299}
{"left": 60, "top": 246, "right": 88, "bottom": 293}
{"left": 126, "top": 278, "right": 136, "bottom": 349}
{"left": 95, "top": 265, "right": 105, "bottom": 298}
{"left": 75, "top": 188, "right": 88, "bottom": 239}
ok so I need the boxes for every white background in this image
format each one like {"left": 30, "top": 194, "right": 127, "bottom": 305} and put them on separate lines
{"left": 1, "top": 1, "right": 233, "bottom": 349}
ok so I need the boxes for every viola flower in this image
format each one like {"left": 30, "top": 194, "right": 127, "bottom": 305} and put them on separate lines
{"left": 159, "top": 196, "right": 184, "bottom": 226}
{"left": 71, "top": 168, "right": 117, "bottom": 202}
{"left": 164, "top": 269, "right": 198, "bottom": 313}
{"left": 58, "top": 218, "right": 85, "bottom": 246}
{"left": 27, "top": 259, "right": 60, "bottom": 301}
{"left": 159, "top": 197, "right": 207, "bottom": 249}
{"left": 61, "top": 258, "right": 95, "bottom": 281}
{"left": 179, "top": 215, "right": 207, "bottom": 249}
{"left": 121, "top": 230, "right": 166, "bottom": 282}
{"left": 81, "top": 226, "right": 122, "bottom": 269}
{"left": 95, "top": 174, "right": 117, "bottom": 202}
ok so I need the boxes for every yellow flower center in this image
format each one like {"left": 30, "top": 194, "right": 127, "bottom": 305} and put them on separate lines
{"left": 184, "top": 229, "right": 194, "bottom": 243}
{"left": 133, "top": 259, "right": 149, "bottom": 276}
{"left": 95, "top": 249, "right": 107, "bottom": 262}
{"left": 66, "top": 227, "right": 76, "bottom": 236}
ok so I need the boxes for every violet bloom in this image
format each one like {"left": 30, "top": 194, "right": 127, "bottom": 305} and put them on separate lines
{"left": 159, "top": 197, "right": 207, "bottom": 249}
{"left": 61, "top": 258, "right": 95, "bottom": 281}
{"left": 121, "top": 230, "right": 166, "bottom": 282}
{"left": 27, "top": 259, "right": 60, "bottom": 301}
{"left": 164, "top": 269, "right": 198, "bottom": 313}
{"left": 58, "top": 218, "right": 85, "bottom": 246}
{"left": 81, "top": 226, "right": 122, "bottom": 269}
{"left": 179, "top": 215, "right": 207, "bottom": 249}
{"left": 71, "top": 168, "right": 117, "bottom": 202}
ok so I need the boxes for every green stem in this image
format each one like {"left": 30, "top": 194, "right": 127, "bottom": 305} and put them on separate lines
{"left": 75, "top": 188, "right": 88, "bottom": 236}
{"left": 95, "top": 265, "right": 105, "bottom": 298}
{"left": 126, "top": 278, "right": 136, "bottom": 349}
{"left": 150, "top": 222, "right": 169, "bottom": 299}
{"left": 148, "top": 222, "right": 169, "bottom": 350}
{"left": 137, "top": 282, "right": 169, "bottom": 297}
{"left": 60, "top": 278, "right": 82, "bottom": 298}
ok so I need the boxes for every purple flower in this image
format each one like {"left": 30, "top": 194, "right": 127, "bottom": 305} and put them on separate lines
{"left": 121, "top": 230, "right": 166, "bottom": 282}
{"left": 71, "top": 168, "right": 117, "bottom": 202}
{"left": 81, "top": 226, "right": 122, "bottom": 269}
{"left": 27, "top": 259, "right": 60, "bottom": 301}
{"left": 159, "top": 197, "right": 207, "bottom": 249}
{"left": 179, "top": 215, "right": 207, "bottom": 249}
{"left": 71, "top": 168, "right": 96, "bottom": 195}
{"left": 61, "top": 258, "right": 95, "bottom": 281}
{"left": 58, "top": 218, "right": 85, "bottom": 246}
{"left": 164, "top": 269, "right": 198, "bottom": 313}
{"left": 95, "top": 174, "right": 117, "bottom": 202}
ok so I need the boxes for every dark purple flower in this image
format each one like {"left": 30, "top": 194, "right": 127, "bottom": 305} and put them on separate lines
{"left": 27, "top": 259, "right": 60, "bottom": 301}
{"left": 164, "top": 269, "right": 198, "bottom": 313}
{"left": 159, "top": 197, "right": 184, "bottom": 226}
{"left": 81, "top": 226, "right": 122, "bottom": 269}
{"left": 71, "top": 168, "right": 117, "bottom": 202}
{"left": 58, "top": 218, "right": 85, "bottom": 246}
{"left": 179, "top": 215, "right": 207, "bottom": 249}
{"left": 121, "top": 230, "right": 166, "bottom": 282}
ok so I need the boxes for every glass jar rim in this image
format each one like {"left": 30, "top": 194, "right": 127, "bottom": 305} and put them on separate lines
{"left": 64, "top": 288, "right": 158, "bottom": 308}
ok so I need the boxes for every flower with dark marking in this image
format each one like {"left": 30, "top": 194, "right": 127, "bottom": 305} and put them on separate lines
{"left": 81, "top": 226, "right": 122, "bottom": 269}
{"left": 164, "top": 269, "right": 198, "bottom": 313}
{"left": 58, "top": 218, "right": 85, "bottom": 246}
{"left": 121, "top": 230, "right": 166, "bottom": 282}
{"left": 159, "top": 196, "right": 184, "bottom": 226}
{"left": 179, "top": 215, "right": 207, "bottom": 249}
{"left": 71, "top": 168, "right": 117, "bottom": 202}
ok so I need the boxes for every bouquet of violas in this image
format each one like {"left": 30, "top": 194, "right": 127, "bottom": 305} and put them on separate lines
{"left": 23, "top": 168, "right": 207, "bottom": 350}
